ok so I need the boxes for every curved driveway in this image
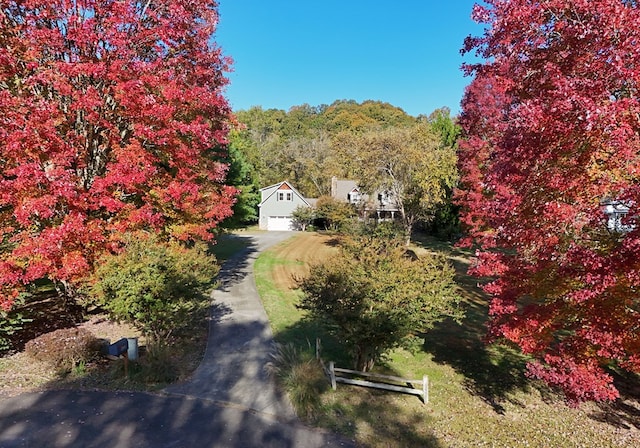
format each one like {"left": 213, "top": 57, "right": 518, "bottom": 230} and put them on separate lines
{"left": 0, "top": 232, "right": 355, "bottom": 448}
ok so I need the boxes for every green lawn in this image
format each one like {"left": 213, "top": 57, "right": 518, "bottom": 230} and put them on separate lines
{"left": 255, "top": 232, "right": 639, "bottom": 448}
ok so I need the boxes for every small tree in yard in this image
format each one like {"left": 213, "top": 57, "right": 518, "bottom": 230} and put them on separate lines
{"left": 314, "top": 196, "right": 356, "bottom": 231}
{"left": 89, "top": 233, "right": 218, "bottom": 348}
{"left": 292, "top": 205, "right": 315, "bottom": 231}
{"left": 299, "top": 236, "right": 463, "bottom": 371}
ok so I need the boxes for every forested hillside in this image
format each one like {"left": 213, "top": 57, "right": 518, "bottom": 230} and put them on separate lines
{"left": 226, "top": 100, "right": 459, "bottom": 230}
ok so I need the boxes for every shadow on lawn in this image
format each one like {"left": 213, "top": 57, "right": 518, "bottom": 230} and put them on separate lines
{"left": 589, "top": 369, "right": 640, "bottom": 432}
{"left": 421, "top": 300, "right": 533, "bottom": 414}
{"left": 317, "top": 388, "right": 443, "bottom": 448}
{"left": 415, "top": 237, "right": 536, "bottom": 413}
{"left": 417, "top": 235, "right": 640, "bottom": 428}
{"left": 273, "top": 317, "right": 351, "bottom": 368}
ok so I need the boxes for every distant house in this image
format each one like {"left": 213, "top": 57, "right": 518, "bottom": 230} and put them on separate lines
{"left": 331, "top": 178, "right": 362, "bottom": 206}
{"left": 258, "top": 181, "right": 311, "bottom": 231}
{"left": 603, "top": 200, "right": 634, "bottom": 233}
{"left": 330, "top": 176, "right": 399, "bottom": 221}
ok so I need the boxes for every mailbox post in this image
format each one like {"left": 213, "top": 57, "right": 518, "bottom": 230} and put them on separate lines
{"left": 108, "top": 338, "right": 130, "bottom": 376}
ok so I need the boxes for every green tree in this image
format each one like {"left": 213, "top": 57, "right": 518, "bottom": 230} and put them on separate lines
{"left": 279, "top": 132, "right": 333, "bottom": 196}
{"left": 235, "top": 106, "right": 286, "bottom": 146}
{"left": 280, "top": 103, "right": 326, "bottom": 139}
{"left": 235, "top": 107, "right": 286, "bottom": 187}
{"left": 291, "top": 205, "right": 315, "bottom": 231}
{"left": 314, "top": 196, "right": 357, "bottom": 231}
{"left": 424, "top": 108, "right": 462, "bottom": 240}
{"left": 220, "top": 131, "right": 260, "bottom": 228}
{"left": 334, "top": 124, "right": 458, "bottom": 243}
{"left": 299, "top": 236, "right": 462, "bottom": 371}
{"left": 420, "top": 107, "right": 460, "bottom": 148}
{"left": 323, "top": 100, "right": 416, "bottom": 133}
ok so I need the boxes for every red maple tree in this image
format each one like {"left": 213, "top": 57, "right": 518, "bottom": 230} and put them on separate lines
{"left": 458, "top": 0, "right": 640, "bottom": 403}
{"left": 0, "top": 1, "right": 236, "bottom": 309}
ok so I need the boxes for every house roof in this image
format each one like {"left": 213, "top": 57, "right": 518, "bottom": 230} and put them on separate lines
{"left": 258, "top": 180, "right": 311, "bottom": 207}
{"left": 259, "top": 181, "right": 291, "bottom": 192}
{"left": 330, "top": 177, "right": 401, "bottom": 212}
{"left": 332, "top": 179, "right": 360, "bottom": 200}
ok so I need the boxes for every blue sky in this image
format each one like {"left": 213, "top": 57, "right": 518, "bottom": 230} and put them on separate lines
{"left": 215, "top": 1, "right": 485, "bottom": 117}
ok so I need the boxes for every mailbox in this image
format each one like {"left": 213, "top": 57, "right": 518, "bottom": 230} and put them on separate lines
{"left": 108, "top": 338, "right": 129, "bottom": 357}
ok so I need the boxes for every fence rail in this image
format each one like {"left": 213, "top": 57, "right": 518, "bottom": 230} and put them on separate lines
{"left": 327, "top": 361, "right": 429, "bottom": 404}
{"left": 315, "top": 338, "right": 429, "bottom": 404}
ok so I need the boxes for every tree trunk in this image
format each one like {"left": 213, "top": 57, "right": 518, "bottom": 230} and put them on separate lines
{"left": 402, "top": 215, "right": 413, "bottom": 246}
{"left": 54, "top": 279, "right": 78, "bottom": 306}
{"left": 354, "top": 344, "right": 376, "bottom": 372}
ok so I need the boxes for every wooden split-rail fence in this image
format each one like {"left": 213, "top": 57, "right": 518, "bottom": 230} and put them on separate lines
{"left": 315, "top": 339, "right": 429, "bottom": 404}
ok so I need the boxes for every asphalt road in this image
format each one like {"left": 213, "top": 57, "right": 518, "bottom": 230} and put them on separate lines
{"left": 0, "top": 231, "right": 356, "bottom": 448}
{"left": 0, "top": 389, "right": 353, "bottom": 448}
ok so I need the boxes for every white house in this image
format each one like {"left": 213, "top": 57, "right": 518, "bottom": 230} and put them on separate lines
{"left": 258, "top": 181, "right": 311, "bottom": 231}
{"left": 330, "top": 176, "right": 399, "bottom": 221}
{"left": 604, "top": 200, "right": 634, "bottom": 233}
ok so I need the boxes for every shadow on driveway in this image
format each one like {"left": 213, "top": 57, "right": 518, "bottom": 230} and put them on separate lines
{"left": 0, "top": 389, "right": 353, "bottom": 448}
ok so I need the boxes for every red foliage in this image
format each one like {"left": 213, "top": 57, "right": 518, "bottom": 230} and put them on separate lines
{"left": 0, "top": 1, "right": 236, "bottom": 309}
{"left": 457, "top": 0, "right": 640, "bottom": 403}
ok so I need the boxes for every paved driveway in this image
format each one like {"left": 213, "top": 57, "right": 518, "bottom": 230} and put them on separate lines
{"left": 0, "top": 232, "right": 356, "bottom": 448}
{"left": 164, "top": 231, "right": 298, "bottom": 417}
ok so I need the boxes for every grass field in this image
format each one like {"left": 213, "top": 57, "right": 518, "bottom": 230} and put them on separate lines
{"left": 255, "top": 232, "right": 640, "bottom": 448}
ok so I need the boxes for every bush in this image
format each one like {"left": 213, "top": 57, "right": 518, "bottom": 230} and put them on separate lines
{"left": 291, "top": 205, "right": 315, "bottom": 231}
{"left": 265, "top": 343, "right": 327, "bottom": 420}
{"left": 0, "top": 297, "right": 31, "bottom": 353}
{"left": 25, "top": 327, "right": 101, "bottom": 371}
{"left": 89, "top": 233, "right": 218, "bottom": 345}
{"left": 348, "top": 220, "right": 406, "bottom": 240}
{"left": 299, "top": 236, "right": 463, "bottom": 371}
{"left": 314, "top": 196, "right": 357, "bottom": 232}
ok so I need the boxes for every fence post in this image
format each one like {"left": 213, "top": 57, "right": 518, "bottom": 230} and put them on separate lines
{"left": 423, "top": 375, "right": 429, "bottom": 404}
{"left": 316, "top": 337, "right": 321, "bottom": 360}
{"left": 329, "top": 361, "right": 337, "bottom": 390}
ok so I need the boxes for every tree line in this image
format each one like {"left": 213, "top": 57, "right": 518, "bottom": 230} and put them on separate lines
{"left": 225, "top": 100, "right": 461, "bottom": 240}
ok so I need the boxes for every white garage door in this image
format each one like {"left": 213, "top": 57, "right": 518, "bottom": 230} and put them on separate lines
{"left": 267, "top": 216, "right": 292, "bottom": 231}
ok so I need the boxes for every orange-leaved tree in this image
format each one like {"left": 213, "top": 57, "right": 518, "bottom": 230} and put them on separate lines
{"left": 0, "top": 0, "right": 236, "bottom": 309}
{"left": 457, "top": 0, "right": 640, "bottom": 403}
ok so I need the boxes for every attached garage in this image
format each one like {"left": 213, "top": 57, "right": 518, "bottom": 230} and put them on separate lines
{"left": 258, "top": 181, "right": 312, "bottom": 231}
{"left": 266, "top": 216, "right": 293, "bottom": 231}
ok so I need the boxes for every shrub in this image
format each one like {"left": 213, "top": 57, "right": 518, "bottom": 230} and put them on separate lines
{"left": 314, "top": 196, "right": 357, "bottom": 232}
{"left": 265, "top": 343, "right": 327, "bottom": 420}
{"left": 89, "top": 233, "right": 218, "bottom": 346}
{"left": 348, "top": 220, "right": 406, "bottom": 240}
{"left": 0, "top": 297, "right": 31, "bottom": 353}
{"left": 299, "top": 236, "right": 463, "bottom": 371}
{"left": 291, "top": 205, "right": 315, "bottom": 231}
{"left": 25, "top": 327, "right": 101, "bottom": 371}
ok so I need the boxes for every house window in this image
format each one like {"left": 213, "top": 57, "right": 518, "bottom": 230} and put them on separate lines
{"left": 278, "top": 192, "right": 293, "bottom": 201}
{"left": 348, "top": 191, "right": 361, "bottom": 204}
{"left": 378, "top": 191, "right": 390, "bottom": 206}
